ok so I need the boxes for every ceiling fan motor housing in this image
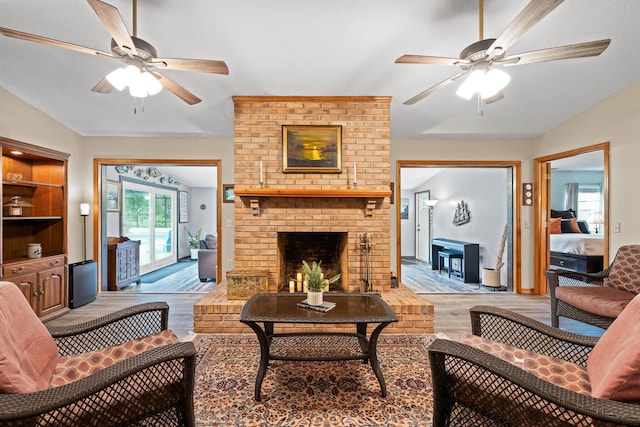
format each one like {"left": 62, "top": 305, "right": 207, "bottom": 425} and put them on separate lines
{"left": 111, "top": 36, "right": 157, "bottom": 61}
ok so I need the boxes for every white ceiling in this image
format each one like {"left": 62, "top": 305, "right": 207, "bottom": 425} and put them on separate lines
{"left": 1, "top": 0, "right": 638, "bottom": 139}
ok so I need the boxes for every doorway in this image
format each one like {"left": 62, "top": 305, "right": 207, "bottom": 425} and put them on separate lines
{"left": 93, "top": 159, "right": 222, "bottom": 292}
{"left": 533, "top": 143, "right": 609, "bottom": 293}
{"left": 397, "top": 160, "right": 521, "bottom": 293}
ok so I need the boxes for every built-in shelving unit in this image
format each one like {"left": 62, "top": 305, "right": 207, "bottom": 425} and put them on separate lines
{"left": 1, "top": 137, "right": 69, "bottom": 321}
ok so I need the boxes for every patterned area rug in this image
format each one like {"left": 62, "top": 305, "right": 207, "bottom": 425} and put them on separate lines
{"left": 193, "top": 334, "right": 434, "bottom": 426}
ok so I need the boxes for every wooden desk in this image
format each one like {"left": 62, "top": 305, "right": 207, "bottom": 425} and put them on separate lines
{"left": 431, "top": 238, "right": 480, "bottom": 283}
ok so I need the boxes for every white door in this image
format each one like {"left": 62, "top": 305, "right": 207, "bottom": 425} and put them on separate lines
{"left": 416, "top": 191, "right": 431, "bottom": 263}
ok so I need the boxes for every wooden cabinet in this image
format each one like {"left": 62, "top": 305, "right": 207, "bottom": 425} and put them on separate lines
{"left": 107, "top": 237, "right": 141, "bottom": 291}
{"left": 3, "top": 255, "right": 67, "bottom": 321}
{"left": 1, "top": 138, "right": 69, "bottom": 321}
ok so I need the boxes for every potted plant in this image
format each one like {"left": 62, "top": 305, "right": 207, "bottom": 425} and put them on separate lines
{"left": 186, "top": 228, "right": 202, "bottom": 260}
{"left": 302, "top": 260, "right": 341, "bottom": 306}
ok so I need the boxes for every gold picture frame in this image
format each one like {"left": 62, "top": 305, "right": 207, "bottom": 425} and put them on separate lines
{"left": 282, "top": 125, "right": 342, "bottom": 173}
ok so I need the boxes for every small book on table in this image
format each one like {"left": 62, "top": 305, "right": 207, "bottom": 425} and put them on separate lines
{"left": 297, "top": 299, "right": 336, "bottom": 312}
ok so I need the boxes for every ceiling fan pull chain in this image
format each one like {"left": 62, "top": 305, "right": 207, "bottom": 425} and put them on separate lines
{"left": 476, "top": 93, "right": 483, "bottom": 116}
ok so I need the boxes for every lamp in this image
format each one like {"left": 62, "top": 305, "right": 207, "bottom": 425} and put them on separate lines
{"left": 589, "top": 212, "right": 604, "bottom": 234}
{"left": 106, "top": 65, "right": 163, "bottom": 98}
{"left": 456, "top": 66, "right": 511, "bottom": 100}
{"left": 80, "top": 203, "right": 90, "bottom": 261}
{"left": 3, "top": 196, "right": 33, "bottom": 216}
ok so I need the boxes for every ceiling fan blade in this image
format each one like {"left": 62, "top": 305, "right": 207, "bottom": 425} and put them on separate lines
{"left": 499, "top": 39, "right": 611, "bottom": 66}
{"left": 87, "top": 0, "right": 137, "bottom": 56}
{"left": 151, "top": 71, "right": 201, "bottom": 105}
{"left": 484, "top": 91, "right": 505, "bottom": 104}
{"left": 90, "top": 78, "right": 116, "bottom": 94}
{"left": 152, "top": 58, "right": 229, "bottom": 75}
{"left": 0, "top": 27, "right": 113, "bottom": 57}
{"left": 403, "top": 72, "right": 467, "bottom": 105}
{"left": 487, "top": 0, "right": 564, "bottom": 57}
{"left": 395, "top": 54, "right": 466, "bottom": 67}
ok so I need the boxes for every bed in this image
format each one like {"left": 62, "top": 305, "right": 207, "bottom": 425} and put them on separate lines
{"left": 548, "top": 213, "right": 604, "bottom": 273}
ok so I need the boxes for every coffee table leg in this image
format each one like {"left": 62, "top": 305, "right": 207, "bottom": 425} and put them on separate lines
{"left": 369, "top": 322, "right": 392, "bottom": 397}
{"left": 243, "top": 321, "right": 271, "bottom": 401}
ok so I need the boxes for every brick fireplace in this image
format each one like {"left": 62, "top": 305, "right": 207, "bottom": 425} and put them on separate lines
{"left": 192, "top": 96, "right": 434, "bottom": 335}
{"left": 232, "top": 96, "right": 393, "bottom": 293}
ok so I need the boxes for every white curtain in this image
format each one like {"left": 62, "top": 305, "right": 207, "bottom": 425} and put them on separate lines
{"left": 564, "top": 182, "right": 579, "bottom": 212}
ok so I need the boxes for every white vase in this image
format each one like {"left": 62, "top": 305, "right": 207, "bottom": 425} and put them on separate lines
{"left": 307, "top": 291, "right": 323, "bottom": 306}
{"left": 190, "top": 248, "right": 199, "bottom": 260}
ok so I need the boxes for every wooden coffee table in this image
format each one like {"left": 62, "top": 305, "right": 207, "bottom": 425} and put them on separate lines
{"left": 240, "top": 292, "right": 398, "bottom": 401}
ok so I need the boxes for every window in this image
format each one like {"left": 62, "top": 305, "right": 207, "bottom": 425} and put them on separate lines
{"left": 577, "top": 184, "right": 601, "bottom": 222}
{"left": 122, "top": 180, "right": 176, "bottom": 274}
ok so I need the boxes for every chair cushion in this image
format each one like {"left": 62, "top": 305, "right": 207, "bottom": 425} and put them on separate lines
{"left": 588, "top": 294, "right": 640, "bottom": 401}
{"left": 49, "top": 329, "right": 179, "bottom": 387}
{"left": 555, "top": 286, "right": 634, "bottom": 318}
{"left": 605, "top": 245, "right": 640, "bottom": 294}
{"left": 0, "top": 282, "right": 59, "bottom": 393}
{"left": 459, "top": 334, "right": 591, "bottom": 396}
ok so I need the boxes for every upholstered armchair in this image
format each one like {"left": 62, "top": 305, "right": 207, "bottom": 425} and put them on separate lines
{"left": 198, "top": 233, "right": 218, "bottom": 282}
{"left": 546, "top": 244, "right": 640, "bottom": 329}
{"left": 428, "top": 301, "right": 640, "bottom": 426}
{"left": 0, "top": 281, "right": 196, "bottom": 426}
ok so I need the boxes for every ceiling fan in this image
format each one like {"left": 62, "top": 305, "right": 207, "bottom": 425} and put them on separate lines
{"left": 395, "top": 0, "right": 610, "bottom": 105}
{"left": 0, "top": 0, "right": 229, "bottom": 105}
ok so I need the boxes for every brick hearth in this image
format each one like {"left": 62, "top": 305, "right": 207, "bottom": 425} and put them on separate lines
{"left": 193, "top": 282, "right": 434, "bottom": 335}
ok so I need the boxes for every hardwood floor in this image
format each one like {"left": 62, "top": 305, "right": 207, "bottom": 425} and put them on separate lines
{"left": 46, "top": 289, "right": 605, "bottom": 341}
{"left": 401, "top": 257, "right": 501, "bottom": 293}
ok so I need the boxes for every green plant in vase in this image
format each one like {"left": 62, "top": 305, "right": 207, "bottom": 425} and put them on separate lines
{"left": 302, "top": 260, "right": 340, "bottom": 305}
{"left": 186, "top": 228, "right": 202, "bottom": 259}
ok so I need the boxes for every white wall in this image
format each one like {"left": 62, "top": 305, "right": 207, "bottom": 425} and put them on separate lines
{"left": 537, "top": 80, "right": 640, "bottom": 253}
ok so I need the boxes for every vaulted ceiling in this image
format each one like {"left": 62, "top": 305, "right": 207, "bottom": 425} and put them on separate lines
{"left": 1, "top": 0, "right": 638, "bottom": 139}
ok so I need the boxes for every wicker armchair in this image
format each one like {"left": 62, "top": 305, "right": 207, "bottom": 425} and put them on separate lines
{"left": 0, "top": 282, "right": 196, "bottom": 426}
{"left": 546, "top": 245, "right": 640, "bottom": 329}
{"left": 428, "top": 305, "right": 640, "bottom": 426}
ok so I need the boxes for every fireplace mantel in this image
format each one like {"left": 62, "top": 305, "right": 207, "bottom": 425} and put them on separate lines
{"left": 235, "top": 188, "right": 391, "bottom": 216}
{"left": 234, "top": 188, "right": 391, "bottom": 198}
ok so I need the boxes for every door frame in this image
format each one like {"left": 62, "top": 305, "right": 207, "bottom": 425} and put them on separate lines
{"left": 396, "top": 160, "right": 522, "bottom": 293}
{"left": 93, "top": 158, "right": 222, "bottom": 291}
{"left": 533, "top": 142, "right": 609, "bottom": 294}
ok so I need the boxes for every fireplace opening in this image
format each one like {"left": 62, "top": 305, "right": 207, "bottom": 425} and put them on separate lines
{"left": 277, "top": 232, "right": 348, "bottom": 292}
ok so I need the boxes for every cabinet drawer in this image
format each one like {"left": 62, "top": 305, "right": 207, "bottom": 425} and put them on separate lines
{"left": 550, "top": 254, "right": 578, "bottom": 270}
{"left": 3, "top": 256, "right": 66, "bottom": 278}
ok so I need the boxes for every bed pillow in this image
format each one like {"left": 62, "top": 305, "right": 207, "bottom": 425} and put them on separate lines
{"left": 577, "top": 220, "right": 591, "bottom": 234}
{"left": 549, "top": 217, "right": 562, "bottom": 234}
{"left": 588, "top": 294, "right": 640, "bottom": 401}
{"left": 551, "top": 209, "right": 576, "bottom": 219}
{"left": 561, "top": 218, "right": 582, "bottom": 233}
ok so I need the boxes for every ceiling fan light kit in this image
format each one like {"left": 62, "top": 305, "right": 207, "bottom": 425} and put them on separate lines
{"left": 106, "top": 65, "right": 163, "bottom": 97}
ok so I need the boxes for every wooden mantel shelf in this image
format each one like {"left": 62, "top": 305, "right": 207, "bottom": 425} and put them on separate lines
{"left": 234, "top": 188, "right": 391, "bottom": 198}
{"left": 234, "top": 188, "right": 392, "bottom": 217}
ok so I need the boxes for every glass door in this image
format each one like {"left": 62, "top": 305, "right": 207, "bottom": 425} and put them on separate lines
{"left": 122, "top": 180, "right": 176, "bottom": 274}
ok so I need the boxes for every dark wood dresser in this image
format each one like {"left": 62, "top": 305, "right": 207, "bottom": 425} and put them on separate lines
{"left": 107, "top": 237, "right": 141, "bottom": 291}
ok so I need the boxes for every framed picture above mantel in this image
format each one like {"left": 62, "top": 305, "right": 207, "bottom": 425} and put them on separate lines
{"left": 282, "top": 125, "right": 342, "bottom": 173}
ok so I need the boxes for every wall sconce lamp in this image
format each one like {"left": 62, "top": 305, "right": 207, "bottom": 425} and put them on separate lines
{"left": 589, "top": 212, "right": 604, "bottom": 234}
{"left": 80, "top": 203, "right": 90, "bottom": 260}
{"left": 3, "top": 196, "right": 33, "bottom": 216}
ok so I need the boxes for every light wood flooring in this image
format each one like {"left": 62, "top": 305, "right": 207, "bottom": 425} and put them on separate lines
{"left": 401, "top": 257, "right": 501, "bottom": 293}
{"left": 46, "top": 290, "right": 604, "bottom": 341}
